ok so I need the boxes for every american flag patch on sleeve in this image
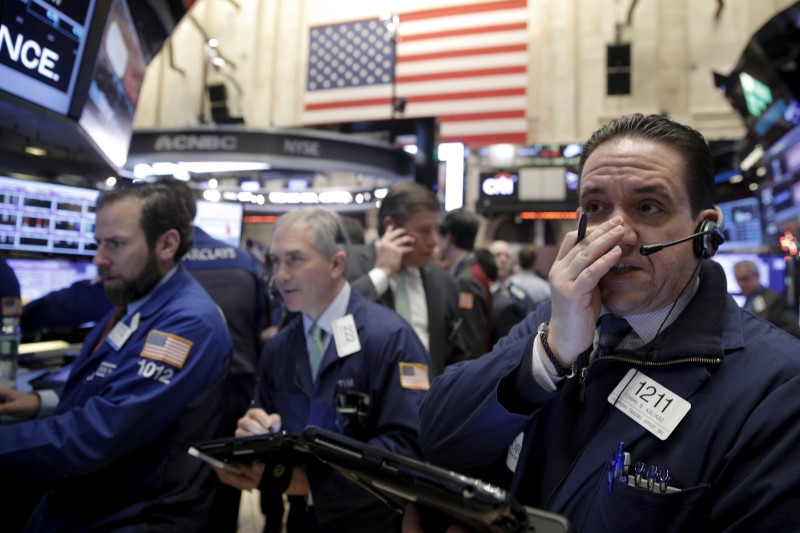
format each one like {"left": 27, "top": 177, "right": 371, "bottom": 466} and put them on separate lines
{"left": 141, "top": 330, "right": 193, "bottom": 368}
{"left": 458, "top": 291, "right": 474, "bottom": 310}
{"left": 399, "top": 362, "right": 430, "bottom": 391}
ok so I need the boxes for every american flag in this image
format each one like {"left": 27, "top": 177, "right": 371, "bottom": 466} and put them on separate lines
{"left": 303, "top": 0, "right": 529, "bottom": 147}
{"left": 141, "top": 330, "right": 193, "bottom": 369}
{"left": 399, "top": 362, "right": 430, "bottom": 390}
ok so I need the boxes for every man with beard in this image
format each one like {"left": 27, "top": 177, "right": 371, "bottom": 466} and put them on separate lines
{"left": 0, "top": 182, "right": 232, "bottom": 532}
{"left": 410, "top": 114, "right": 800, "bottom": 532}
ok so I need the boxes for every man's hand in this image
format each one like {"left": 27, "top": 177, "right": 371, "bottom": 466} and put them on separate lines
{"left": 545, "top": 215, "right": 625, "bottom": 367}
{"left": 374, "top": 225, "right": 415, "bottom": 278}
{"left": 286, "top": 466, "right": 310, "bottom": 496}
{"left": 402, "top": 504, "right": 470, "bottom": 532}
{"left": 0, "top": 388, "right": 41, "bottom": 418}
{"left": 235, "top": 408, "right": 281, "bottom": 437}
{"left": 214, "top": 461, "right": 265, "bottom": 490}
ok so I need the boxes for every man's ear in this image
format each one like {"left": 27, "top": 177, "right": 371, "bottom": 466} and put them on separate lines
{"left": 381, "top": 215, "right": 397, "bottom": 233}
{"left": 331, "top": 250, "right": 347, "bottom": 277}
{"left": 155, "top": 229, "right": 181, "bottom": 263}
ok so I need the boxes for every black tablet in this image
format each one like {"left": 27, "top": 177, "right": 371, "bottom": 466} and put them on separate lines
{"left": 189, "top": 430, "right": 300, "bottom": 463}
{"left": 301, "top": 427, "right": 572, "bottom": 533}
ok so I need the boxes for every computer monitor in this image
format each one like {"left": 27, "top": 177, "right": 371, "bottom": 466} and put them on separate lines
{"left": 194, "top": 200, "right": 243, "bottom": 248}
{"left": 710, "top": 253, "right": 787, "bottom": 298}
{"left": 717, "top": 197, "right": 764, "bottom": 251}
{"left": 7, "top": 258, "right": 98, "bottom": 304}
{"left": 0, "top": 176, "right": 99, "bottom": 256}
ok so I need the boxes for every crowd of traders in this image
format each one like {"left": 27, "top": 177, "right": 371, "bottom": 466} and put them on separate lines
{"left": 1, "top": 113, "right": 799, "bottom": 532}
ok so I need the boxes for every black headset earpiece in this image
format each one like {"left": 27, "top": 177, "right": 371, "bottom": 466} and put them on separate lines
{"left": 692, "top": 205, "right": 725, "bottom": 258}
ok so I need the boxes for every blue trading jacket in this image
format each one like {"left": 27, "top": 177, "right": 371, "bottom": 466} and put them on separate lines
{"left": 419, "top": 261, "right": 800, "bottom": 532}
{"left": 257, "top": 288, "right": 430, "bottom": 527}
{"left": 0, "top": 266, "right": 232, "bottom": 532}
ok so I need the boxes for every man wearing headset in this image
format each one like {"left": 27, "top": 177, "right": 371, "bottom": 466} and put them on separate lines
{"left": 411, "top": 114, "right": 800, "bottom": 531}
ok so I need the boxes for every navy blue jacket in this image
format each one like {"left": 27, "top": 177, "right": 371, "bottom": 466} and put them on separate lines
{"left": 0, "top": 266, "right": 232, "bottom": 531}
{"left": 420, "top": 261, "right": 800, "bottom": 531}
{"left": 183, "top": 227, "right": 265, "bottom": 380}
{"left": 257, "top": 287, "right": 430, "bottom": 528}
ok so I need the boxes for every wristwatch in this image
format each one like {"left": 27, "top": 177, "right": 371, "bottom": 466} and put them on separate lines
{"left": 537, "top": 322, "right": 576, "bottom": 378}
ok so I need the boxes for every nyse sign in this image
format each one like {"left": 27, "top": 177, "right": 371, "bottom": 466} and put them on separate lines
{"left": 283, "top": 139, "right": 321, "bottom": 157}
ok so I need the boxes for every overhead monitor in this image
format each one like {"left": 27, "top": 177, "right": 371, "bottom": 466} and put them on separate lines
{"left": 74, "top": 0, "right": 146, "bottom": 168}
{"left": 0, "top": 0, "right": 98, "bottom": 115}
{"left": 761, "top": 123, "right": 800, "bottom": 233}
{"left": 717, "top": 197, "right": 764, "bottom": 251}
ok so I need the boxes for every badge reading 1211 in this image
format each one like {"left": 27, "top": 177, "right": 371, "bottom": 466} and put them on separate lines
{"left": 607, "top": 369, "right": 691, "bottom": 440}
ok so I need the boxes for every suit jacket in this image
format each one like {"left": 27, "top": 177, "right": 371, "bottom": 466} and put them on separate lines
{"left": 256, "top": 288, "right": 429, "bottom": 528}
{"left": 346, "top": 244, "right": 465, "bottom": 376}
{"left": 746, "top": 286, "right": 800, "bottom": 338}
{"left": 452, "top": 252, "right": 492, "bottom": 358}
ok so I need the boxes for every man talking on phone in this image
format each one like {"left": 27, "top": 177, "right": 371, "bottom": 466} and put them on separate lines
{"left": 411, "top": 114, "right": 800, "bottom": 531}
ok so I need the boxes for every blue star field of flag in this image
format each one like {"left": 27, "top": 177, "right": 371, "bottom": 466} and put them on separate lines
{"left": 307, "top": 19, "right": 396, "bottom": 92}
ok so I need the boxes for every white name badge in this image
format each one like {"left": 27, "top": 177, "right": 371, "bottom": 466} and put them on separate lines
{"left": 506, "top": 431, "right": 524, "bottom": 473}
{"left": 608, "top": 369, "right": 691, "bottom": 441}
{"left": 108, "top": 312, "right": 140, "bottom": 351}
{"left": 332, "top": 314, "right": 361, "bottom": 358}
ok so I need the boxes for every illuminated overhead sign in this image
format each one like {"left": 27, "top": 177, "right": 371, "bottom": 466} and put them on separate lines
{"left": 480, "top": 172, "right": 517, "bottom": 197}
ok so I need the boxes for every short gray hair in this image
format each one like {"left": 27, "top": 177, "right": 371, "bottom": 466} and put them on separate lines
{"left": 275, "top": 207, "right": 349, "bottom": 259}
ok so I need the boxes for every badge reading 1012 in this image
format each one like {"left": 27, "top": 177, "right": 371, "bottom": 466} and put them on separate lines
{"left": 607, "top": 369, "right": 691, "bottom": 440}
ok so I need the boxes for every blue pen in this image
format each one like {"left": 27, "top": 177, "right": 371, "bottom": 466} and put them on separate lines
{"left": 646, "top": 465, "right": 659, "bottom": 491}
{"left": 633, "top": 461, "right": 645, "bottom": 488}
{"left": 607, "top": 442, "right": 625, "bottom": 494}
{"left": 659, "top": 468, "right": 671, "bottom": 493}
{"left": 612, "top": 442, "right": 625, "bottom": 481}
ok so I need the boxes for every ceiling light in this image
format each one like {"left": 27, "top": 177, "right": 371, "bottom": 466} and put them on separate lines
{"left": 241, "top": 180, "right": 261, "bottom": 192}
{"left": 319, "top": 191, "right": 353, "bottom": 204}
{"left": 24, "top": 146, "right": 47, "bottom": 156}
{"left": 203, "top": 189, "right": 221, "bottom": 202}
{"left": 142, "top": 161, "right": 270, "bottom": 175}
{"left": 740, "top": 145, "right": 764, "bottom": 172}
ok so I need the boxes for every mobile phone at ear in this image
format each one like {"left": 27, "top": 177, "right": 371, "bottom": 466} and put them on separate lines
{"left": 577, "top": 211, "right": 587, "bottom": 243}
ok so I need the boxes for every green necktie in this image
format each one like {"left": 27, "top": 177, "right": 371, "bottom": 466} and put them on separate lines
{"left": 394, "top": 270, "right": 412, "bottom": 323}
{"left": 309, "top": 323, "right": 325, "bottom": 381}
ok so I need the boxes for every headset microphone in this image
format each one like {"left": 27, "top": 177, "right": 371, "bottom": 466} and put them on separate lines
{"left": 639, "top": 216, "right": 725, "bottom": 258}
{"left": 640, "top": 229, "right": 715, "bottom": 256}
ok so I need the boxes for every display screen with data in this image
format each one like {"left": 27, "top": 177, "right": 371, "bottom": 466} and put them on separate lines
{"left": 7, "top": 258, "right": 98, "bottom": 303}
{"left": 0, "top": 176, "right": 98, "bottom": 256}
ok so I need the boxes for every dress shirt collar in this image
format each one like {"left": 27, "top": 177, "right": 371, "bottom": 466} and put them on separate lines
{"left": 303, "top": 282, "right": 351, "bottom": 338}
